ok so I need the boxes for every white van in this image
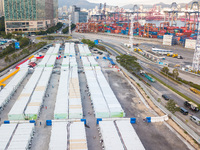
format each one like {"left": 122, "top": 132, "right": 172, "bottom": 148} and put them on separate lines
{"left": 190, "top": 116, "right": 200, "bottom": 126}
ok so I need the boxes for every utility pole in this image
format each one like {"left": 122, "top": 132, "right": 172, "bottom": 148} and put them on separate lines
{"left": 69, "top": 15, "right": 72, "bottom": 35}
{"left": 129, "top": 14, "right": 134, "bottom": 51}
{"left": 192, "top": 17, "right": 200, "bottom": 72}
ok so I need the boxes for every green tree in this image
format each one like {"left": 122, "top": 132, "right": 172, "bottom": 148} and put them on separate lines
{"left": 4, "top": 55, "right": 10, "bottom": 63}
{"left": 173, "top": 68, "right": 179, "bottom": 79}
{"left": 11, "top": 53, "right": 18, "bottom": 61}
{"left": 161, "top": 67, "right": 169, "bottom": 74}
{"left": 165, "top": 99, "right": 179, "bottom": 114}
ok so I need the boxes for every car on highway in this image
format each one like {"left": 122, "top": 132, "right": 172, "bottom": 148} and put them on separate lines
{"left": 180, "top": 107, "right": 188, "bottom": 115}
{"left": 162, "top": 94, "right": 169, "bottom": 100}
{"left": 190, "top": 115, "right": 200, "bottom": 125}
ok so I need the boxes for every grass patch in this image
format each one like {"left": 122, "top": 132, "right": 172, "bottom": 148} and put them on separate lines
{"left": 149, "top": 73, "right": 200, "bottom": 109}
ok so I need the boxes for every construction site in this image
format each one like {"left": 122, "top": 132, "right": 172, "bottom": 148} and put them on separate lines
{"left": 0, "top": 40, "right": 198, "bottom": 149}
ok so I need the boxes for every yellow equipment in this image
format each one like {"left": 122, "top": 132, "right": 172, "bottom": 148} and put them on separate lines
{"left": 167, "top": 53, "right": 171, "bottom": 57}
{"left": 190, "top": 88, "right": 200, "bottom": 95}
{"left": 172, "top": 54, "right": 178, "bottom": 58}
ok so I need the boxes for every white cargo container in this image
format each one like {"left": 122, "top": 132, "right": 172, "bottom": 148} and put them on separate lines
{"left": 49, "top": 122, "right": 88, "bottom": 150}
{"left": 185, "top": 39, "right": 196, "bottom": 49}
{"left": 0, "top": 69, "right": 28, "bottom": 112}
{"left": 54, "top": 67, "right": 69, "bottom": 119}
{"left": 25, "top": 67, "right": 53, "bottom": 120}
{"left": 8, "top": 67, "right": 44, "bottom": 120}
{"left": 70, "top": 122, "right": 88, "bottom": 150}
{"left": 46, "top": 55, "right": 57, "bottom": 67}
{"left": 7, "top": 123, "right": 35, "bottom": 150}
{"left": 99, "top": 121, "right": 124, "bottom": 150}
{"left": 99, "top": 121, "right": 145, "bottom": 150}
{"left": 38, "top": 55, "right": 51, "bottom": 67}
{"left": 0, "top": 124, "right": 17, "bottom": 150}
{"left": 0, "top": 123, "right": 35, "bottom": 150}
{"left": 49, "top": 122, "right": 68, "bottom": 150}
{"left": 163, "top": 35, "right": 173, "bottom": 46}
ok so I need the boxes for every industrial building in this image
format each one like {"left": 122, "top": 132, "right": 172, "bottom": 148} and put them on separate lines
{"left": 4, "top": 0, "right": 58, "bottom": 33}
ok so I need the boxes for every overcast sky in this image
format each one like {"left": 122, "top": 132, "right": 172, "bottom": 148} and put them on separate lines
{"left": 87, "top": 0, "right": 192, "bottom": 6}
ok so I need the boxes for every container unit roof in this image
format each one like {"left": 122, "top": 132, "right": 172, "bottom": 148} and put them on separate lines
{"left": 64, "top": 43, "right": 70, "bottom": 55}
{"left": 83, "top": 45, "right": 91, "bottom": 55}
{"left": 78, "top": 44, "right": 85, "bottom": 56}
{"left": 70, "top": 122, "right": 88, "bottom": 150}
{"left": 46, "top": 47, "right": 54, "bottom": 55}
{"left": 52, "top": 44, "right": 60, "bottom": 55}
{"left": 0, "top": 124, "right": 17, "bottom": 150}
{"left": 46, "top": 55, "right": 57, "bottom": 67}
{"left": 7, "top": 123, "right": 35, "bottom": 150}
{"left": 0, "top": 69, "right": 28, "bottom": 111}
{"left": 8, "top": 67, "right": 44, "bottom": 120}
{"left": 88, "top": 56, "right": 98, "bottom": 66}
{"left": 69, "top": 57, "right": 77, "bottom": 67}
{"left": 68, "top": 67, "right": 82, "bottom": 119}
{"left": 38, "top": 55, "right": 51, "bottom": 67}
{"left": 116, "top": 121, "right": 145, "bottom": 150}
{"left": 99, "top": 121, "right": 124, "bottom": 150}
{"left": 81, "top": 57, "right": 91, "bottom": 66}
{"left": 69, "top": 43, "right": 75, "bottom": 56}
{"left": 95, "top": 69, "right": 125, "bottom": 117}
{"left": 49, "top": 122, "right": 68, "bottom": 150}
{"left": 54, "top": 67, "right": 69, "bottom": 119}
{"left": 62, "top": 57, "right": 70, "bottom": 67}
{"left": 84, "top": 67, "right": 110, "bottom": 118}
{"left": 25, "top": 67, "right": 53, "bottom": 119}
{"left": 64, "top": 43, "right": 75, "bottom": 56}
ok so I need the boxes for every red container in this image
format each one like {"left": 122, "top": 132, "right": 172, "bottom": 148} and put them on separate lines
{"left": 151, "top": 35, "right": 157, "bottom": 38}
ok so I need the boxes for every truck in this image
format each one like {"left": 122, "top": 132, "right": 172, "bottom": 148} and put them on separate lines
{"left": 140, "top": 70, "right": 155, "bottom": 82}
{"left": 184, "top": 101, "right": 199, "bottom": 112}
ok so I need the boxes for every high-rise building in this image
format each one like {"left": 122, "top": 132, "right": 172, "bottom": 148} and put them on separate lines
{"left": 4, "top": 0, "right": 58, "bottom": 33}
{"left": 0, "top": 0, "right": 4, "bottom": 17}
{"left": 70, "top": 5, "right": 88, "bottom": 24}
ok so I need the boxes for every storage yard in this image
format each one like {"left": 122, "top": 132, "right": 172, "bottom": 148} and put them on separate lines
{"left": 0, "top": 42, "right": 194, "bottom": 150}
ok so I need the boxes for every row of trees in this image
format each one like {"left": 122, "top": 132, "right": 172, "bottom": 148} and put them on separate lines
{"left": 35, "top": 22, "right": 63, "bottom": 35}
{"left": 0, "top": 37, "right": 30, "bottom": 59}
{"left": 162, "top": 66, "right": 200, "bottom": 90}
{"left": 4, "top": 42, "right": 46, "bottom": 64}
{"left": 161, "top": 67, "right": 179, "bottom": 79}
{"left": 116, "top": 54, "right": 142, "bottom": 73}
{"left": 62, "top": 24, "right": 76, "bottom": 34}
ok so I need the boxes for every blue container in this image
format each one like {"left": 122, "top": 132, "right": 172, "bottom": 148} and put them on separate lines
{"left": 96, "top": 56, "right": 99, "bottom": 59}
{"left": 151, "top": 32, "right": 157, "bottom": 35}
{"left": 96, "top": 118, "right": 102, "bottom": 124}
{"left": 64, "top": 56, "right": 66, "bottom": 58}
{"left": 29, "top": 120, "right": 35, "bottom": 123}
{"left": 80, "top": 56, "right": 82, "bottom": 59}
{"left": 46, "top": 120, "right": 52, "bottom": 126}
{"left": 146, "top": 117, "right": 151, "bottom": 123}
{"left": 157, "top": 35, "right": 163, "bottom": 39}
{"left": 81, "top": 119, "right": 86, "bottom": 125}
{"left": 4, "top": 120, "right": 10, "bottom": 124}
{"left": 130, "top": 118, "right": 136, "bottom": 124}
